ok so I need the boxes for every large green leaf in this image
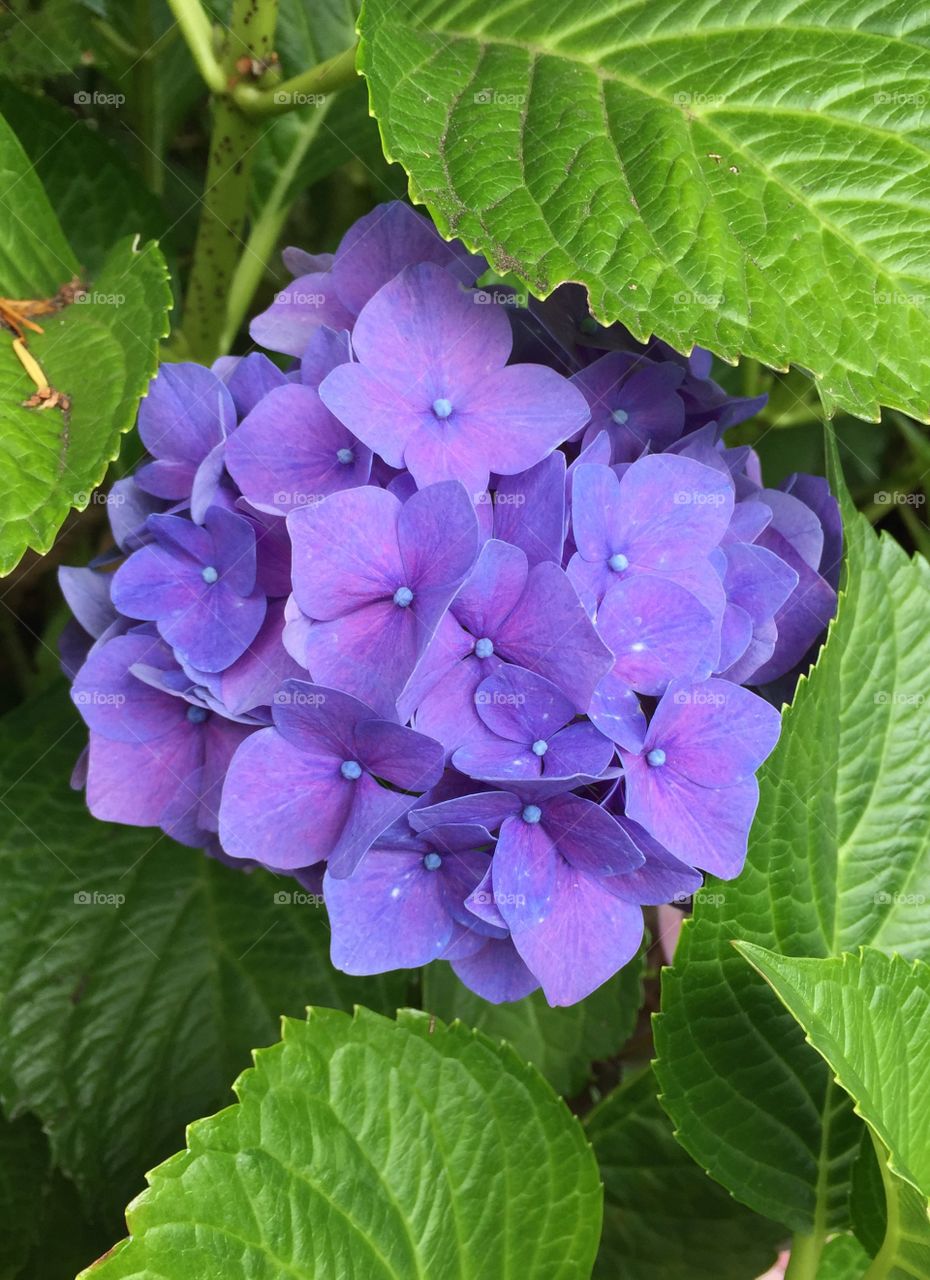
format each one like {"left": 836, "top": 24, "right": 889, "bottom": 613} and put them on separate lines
{"left": 653, "top": 437, "right": 930, "bottom": 1232}
{"left": 0, "top": 688, "right": 406, "bottom": 1219}
{"left": 358, "top": 0, "right": 930, "bottom": 421}
{"left": 82, "top": 1007, "right": 602, "bottom": 1279}
{"left": 739, "top": 947, "right": 930, "bottom": 1277}
{"left": 584, "top": 1067, "right": 785, "bottom": 1279}
{"left": 0, "top": 113, "right": 170, "bottom": 574}
{"left": 422, "top": 947, "right": 644, "bottom": 1096}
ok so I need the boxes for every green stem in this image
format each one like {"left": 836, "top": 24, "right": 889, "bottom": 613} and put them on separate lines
{"left": 783, "top": 1231, "right": 825, "bottom": 1280}
{"left": 233, "top": 44, "right": 358, "bottom": 115}
{"left": 165, "top": 0, "right": 226, "bottom": 93}
{"left": 180, "top": 0, "right": 279, "bottom": 362}
{"left": 219, "top": 100, "right": 331, "bottom": 351}
{"left": 135, "top": 0, "right": 164, "bottom": 195}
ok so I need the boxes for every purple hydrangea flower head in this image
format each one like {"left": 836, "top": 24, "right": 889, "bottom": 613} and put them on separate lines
{"left": 59, "top": 201, "right": 843, "bottom": 1007}
{"left": 287, "top": 481, "right": 480, "bottom": 717}
{"left": 219, "top": 680, "right": 444, "bottom": 875}
{"left": 112, "top": 505, "right": 266, "bottom": 673}
{"left": 319, "top": 263, "right": 590, "bottom": 493}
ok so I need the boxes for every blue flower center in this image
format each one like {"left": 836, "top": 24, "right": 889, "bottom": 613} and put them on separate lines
{"left": 340, "top": 759, "right": 362, "bottom": 780}
{"left": 393, "top": 586, "right": 414, "bottom": 608}
{"left": 432, "top": 397, "right": 453, "bottom": 419}
{"left": 611, "top": 407, "right": 629, "bottom": 425}
{"left": 646, "top": 748, "right": 667, "bottom": 768}
{"left": 474, "top": 637, "right": 494, "bottom": 658}
{"left": 186, "top": 705, "right": 208, "bottom": 724}
{"left": 201, "top": 565, "right": 219, "bottom": 584}
{"left": 336, "top": 447, "right": 354, "bottom": 465}
{"left": 423, "top": 851, "right": 442, "bottom": 871}
{"left": 522, "top": 804, "right": 542, "bottom": 824}
{"left": 531, "top": 739, "right": 548, "bottom": 756}
{"left": 608, "top": 552, "right": 629, "bottom": 573}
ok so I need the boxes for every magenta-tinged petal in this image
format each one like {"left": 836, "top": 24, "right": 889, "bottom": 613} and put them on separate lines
{"left": 282, "top": 247, "right": 333, "bottom": 276}
{"left": 304, "top": 600, "right": 423, "bottom": 719}
{"left": 331, "top": 201, "right": 484, "bottom": 316}
{"left": 589, "top": 670, "right": 647, "bottom": 752}
{"left": 596, "top": 576, "right": 717, "bottom": 695}
{"left": 72, "top": 633, "right": 182, "bottom": 742}
{"left": 509, "top": 858, "right": 644, "bottom": 1006}
{"left": 411, "top": 650, "right": 495, "bottom": 753}
{"left": 473, "top": 665, "right": 575, "bottom": 744}
{"left": 571, "top": 463, "right": 623, "bottom": 563}
{"left": 496, "top": 562, "right": 613, "bottom": 711}
{"left": 288, "top": 486, "right": 404, "bottom": 621}
{"left": 327, "top": 773, "right": 420, "bottom": 878}
{"left": 603, "top": 815, "right": 703, "bottom": 905}
{"left": 543, "top": 721, "right": 616, "bottom": 779}
{"left": 452, "top": 539, "right": 528, "bottom": 639}
{"left": 542, "top": 792, "right": 644, "bottom": 878}
{"left": 493, "top": 814, "right": 559, "bottom": 924}
{"left": 410, "top": 790, "right": 521, "bottom": 835}
{"left": 249, "top": 271, "right": 353, "bottom": 357}
{"left": 646, "top": 678, "right": 781, "bottom": 786}
{"left": 299, "top": 326, "right": 352, "bottom": 389}
{"left": 226, "top": 383, "right": 371, "bottom": 515}
{"left": 453, "top": 737, "right": 541, "bottom": 782}
{"left": 271, "top": 679, "right": 366, "bottom": 759}
{"left": 398, "top": 612, "right": 476, "bottom": 725}
{"left": 492, "top": 452, "right": 566, "bottom": 567}
{"left": 450, "top": 938, "right": 540, "bottom": 1003}
{"left": 206, "top": 599, "right": 304, "bottom": 715}
{"left": 318, "top": 363, "right": 423, "bottom": 470}
{"left": 111, "top": 543, "right": 201, "bottom": 626}
{"left": 207, "top": 506, "right": 258, "bottom": 598}
{"left": 198, "top": 717, "right": 254, "bottom": 832}
{"left": 618, "top": 455, "right": 734, "bottom": 565}
{"left": 398, "top": 480, "right": 479, "bottom": 594}
{"left": 138, "top": 363, "right": 234, "bottom": 476}
{"left": 164, "top": 583, "right": 266, "bottom": 674}
{"left": 85, "top": 725, "right": 200, "bottom": 829}
{"left": 622, "top": 755, "right": 761, "bottom": 879}
{"left": 219, "top": 727, "right": 353, "bottom": 868}
{"left": 354, "top": 719, "right": 444, "bottom": 792}
{"left": 326, "top": 849, "right": 456, "bottom": 972}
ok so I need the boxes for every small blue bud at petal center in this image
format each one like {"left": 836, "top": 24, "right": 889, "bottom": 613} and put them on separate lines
{"left": 646, "top": 748, "right": 667, "bottom": 768}
{"left": 522, "top": 804, "right": 542, "bottom": 824}
{"left": 608, "top": 552, "right": 629, "bottom": 573}
{"left": 340, "top": 759, "right": 362, "bottom": 780}
{"left": 531, "top": 739, "right": 548, "bottom": 756}
{"left": 393, "top": 586, "right": 414, "bottom": 608}
{"left": 423, "top": 852, "right": 442, "bottom": 871}
{"left": 201, "top": 565, "right": 219, "bottom": 584}
{"left": 432, "top": 397, "right": 453, "bottom": 419}
{"left": 336, "top": 447, "right": 354, "bottom": 465}
{"left": 474, "top": 637, "right": 494, "bottom": 658}
{"left": 611, "top": 407, "right": 629, "bottom": 425}
{"left": 186, "top": 705, "right": 208, "bottom": 724}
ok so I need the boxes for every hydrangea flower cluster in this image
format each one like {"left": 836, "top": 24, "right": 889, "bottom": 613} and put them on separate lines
{"left": 62, "top": 202, "right": 841, "bottom": 1007}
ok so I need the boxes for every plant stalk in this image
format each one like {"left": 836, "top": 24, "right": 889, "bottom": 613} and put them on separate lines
{"left": 233, "top": 44, "right": 357, "bottom": 115}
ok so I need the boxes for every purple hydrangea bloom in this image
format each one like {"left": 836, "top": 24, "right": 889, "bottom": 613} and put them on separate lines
{"left": 61, "top": 200, "right": 842, "bottom": 1007}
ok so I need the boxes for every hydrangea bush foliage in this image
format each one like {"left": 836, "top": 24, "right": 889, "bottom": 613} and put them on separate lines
{"left": 64, "top": 202, "right": 839, "bottom": 1011}
{"left": 1, "top": 2, "right": 929, "bottom": 1277}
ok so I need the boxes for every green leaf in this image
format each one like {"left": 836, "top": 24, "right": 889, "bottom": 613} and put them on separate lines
{"left": 0, "top": 83, "right": 166, "bottom": 274}
{"left": 653, "top": 433, "right": 930, "bottom": 1232}
{"left": 81, "top": 1007, "right": 603, "bottom": 1279}
{"left": 737, "top": 948, "right": 930, "bottom": 1202}
{"left": 422, "top": 949, "right": 644, "bottom": 1096}
{"left": 0, "top": 687, "right": 406, "bottom": 1219}
{"left": 0, "top": 1111, "right": 109, "bottom": 1280}
{"left": 584, "top": 1067, "right": 785, "bottom": 1279}
{"left": 0, "top": 112, "right": 171, "bottom": 573}
{"left": 737, "top": 947, "right": 930, "bottom": 1278}
{"left": 358, "top": 0, "right": 930, "bottom": 421}
{"left": 816, "top": 1234, "right": 873, "bottom": 1280}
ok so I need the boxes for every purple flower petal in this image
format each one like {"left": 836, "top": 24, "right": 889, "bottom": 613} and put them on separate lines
{"left": 450, "top": 937, "right": 540, "bottom": 1003}
{"left": 249, "top": 272, "right": 353, "bottom": 357}
{"left": 596, "top": 576, "right": 717, "bottom": 695}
